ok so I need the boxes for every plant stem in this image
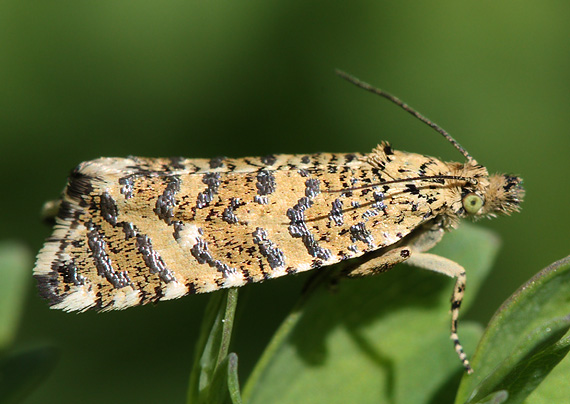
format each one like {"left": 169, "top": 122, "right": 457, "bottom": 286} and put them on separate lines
{"left": 217, "top": 288, "right": 239, "bottom": 368}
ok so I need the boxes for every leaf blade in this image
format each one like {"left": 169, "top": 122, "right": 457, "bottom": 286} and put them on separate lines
{"left": 456, "top": 255, "right": 570, "bottom": 404}
{"left": 247, "top": 223, "right": 498, "bottom": 404}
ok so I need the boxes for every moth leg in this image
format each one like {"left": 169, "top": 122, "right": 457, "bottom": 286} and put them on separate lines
{"left": 342, "top": 225, "right": 442, "bottom": 278}
{"left": 41, "top": 199, "right": 61, "bottom": 225}
{"left": 302, "top": 248, "right": 411, "bottom": 298}
{"left": 342, "top": 246, "right": 411, "bottom": 277}
{"left": 405, "top": 252, "right": 472, "bottom": 374}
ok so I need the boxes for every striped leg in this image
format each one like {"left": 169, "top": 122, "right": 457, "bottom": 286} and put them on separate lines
{"left": 405, "top": 252, "right": 472, "bottom": 374}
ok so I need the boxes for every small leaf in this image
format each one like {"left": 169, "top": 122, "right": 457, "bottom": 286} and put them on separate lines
{"left": 227, "top": 353, "right": 242, "bottom": 404}
{"left": 456, "top": 255, "right": 570, "bottom": 404}
{"left": 187, "top": 288, "right": 239, "bottom": 404}
{"left": 245, "top": 223, "right": 499, "bottom": 404}
{"left": 0, "top": 241, "right": 32, "bottom": 350}
{"left": 0, "top": 346, "right": 58, "bottom": 404}
{"left": 206, "top": 352, "right": 242, "bottom": 404}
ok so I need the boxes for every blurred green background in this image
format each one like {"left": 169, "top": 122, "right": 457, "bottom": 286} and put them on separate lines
{"left": 1, "top": 1, "right": 569, "bottom": 403}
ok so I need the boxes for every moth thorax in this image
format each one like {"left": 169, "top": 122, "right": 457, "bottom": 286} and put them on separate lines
{"left": 482, "top": 174, "right": 525, "bottom": 217}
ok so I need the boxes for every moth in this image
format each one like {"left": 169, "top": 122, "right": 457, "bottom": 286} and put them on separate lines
{"left": 34, "top": 71, "right": 524, "bottom": 373}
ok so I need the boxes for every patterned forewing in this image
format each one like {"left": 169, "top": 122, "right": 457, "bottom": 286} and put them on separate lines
{"left": 35, "top": 147, "right": 457, "bottom": 311}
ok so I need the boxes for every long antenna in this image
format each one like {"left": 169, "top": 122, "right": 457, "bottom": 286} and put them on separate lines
{"left": 335, "top": 69, "right": 473, "bottom": 161}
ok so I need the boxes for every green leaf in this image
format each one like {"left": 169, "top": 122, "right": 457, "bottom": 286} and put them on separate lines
{"left": 245, "top": 223, "right": 499, "bottom": 404}
{"left": 206, "top": 352, "right": 242, "bottom": 404}
{"left": 187, "top": 288, "right": 240, "bottom": 404}
{"left": 0, "top": 241, "right": 31, "bottom": 350}
{"left": 472, "top": 390, "right": 508, "bottom": 404}
{"left": 466, "top": 318, "right": 570, "bottom": 404}
{"left": 227, "top": 353, "right": 242, "bottom": 404}
{"left": 456, "top": 255, "right": 570, "bottom": 404}
{"left": 524, "top": 334, "right": 570, "bottom": 403}
{"left": 0, "top": 346, "right": 58, "bottom": 404}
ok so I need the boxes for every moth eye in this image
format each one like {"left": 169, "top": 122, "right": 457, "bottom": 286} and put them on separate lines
{"left": 463, "top": 193, "right": 484, "bottom": 214}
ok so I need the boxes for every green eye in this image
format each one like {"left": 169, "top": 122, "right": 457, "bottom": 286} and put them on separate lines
{"left": 463, "top": 193, "right": 484, "bottom": 214}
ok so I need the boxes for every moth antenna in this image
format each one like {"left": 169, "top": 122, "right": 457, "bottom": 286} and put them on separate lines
{"left": 335, "top": 69, "right": 473, "bottom": 161}
{"left": 326, "top": 175, "right": 477, "bottom": 194}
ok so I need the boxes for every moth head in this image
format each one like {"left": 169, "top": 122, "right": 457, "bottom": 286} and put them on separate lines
{"left": 463, "top": 173, "right": 524, "bottom": 219}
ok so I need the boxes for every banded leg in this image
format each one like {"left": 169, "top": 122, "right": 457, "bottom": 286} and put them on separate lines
{"left": 405, "top": 252, "right": 472, "bottom": 374}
